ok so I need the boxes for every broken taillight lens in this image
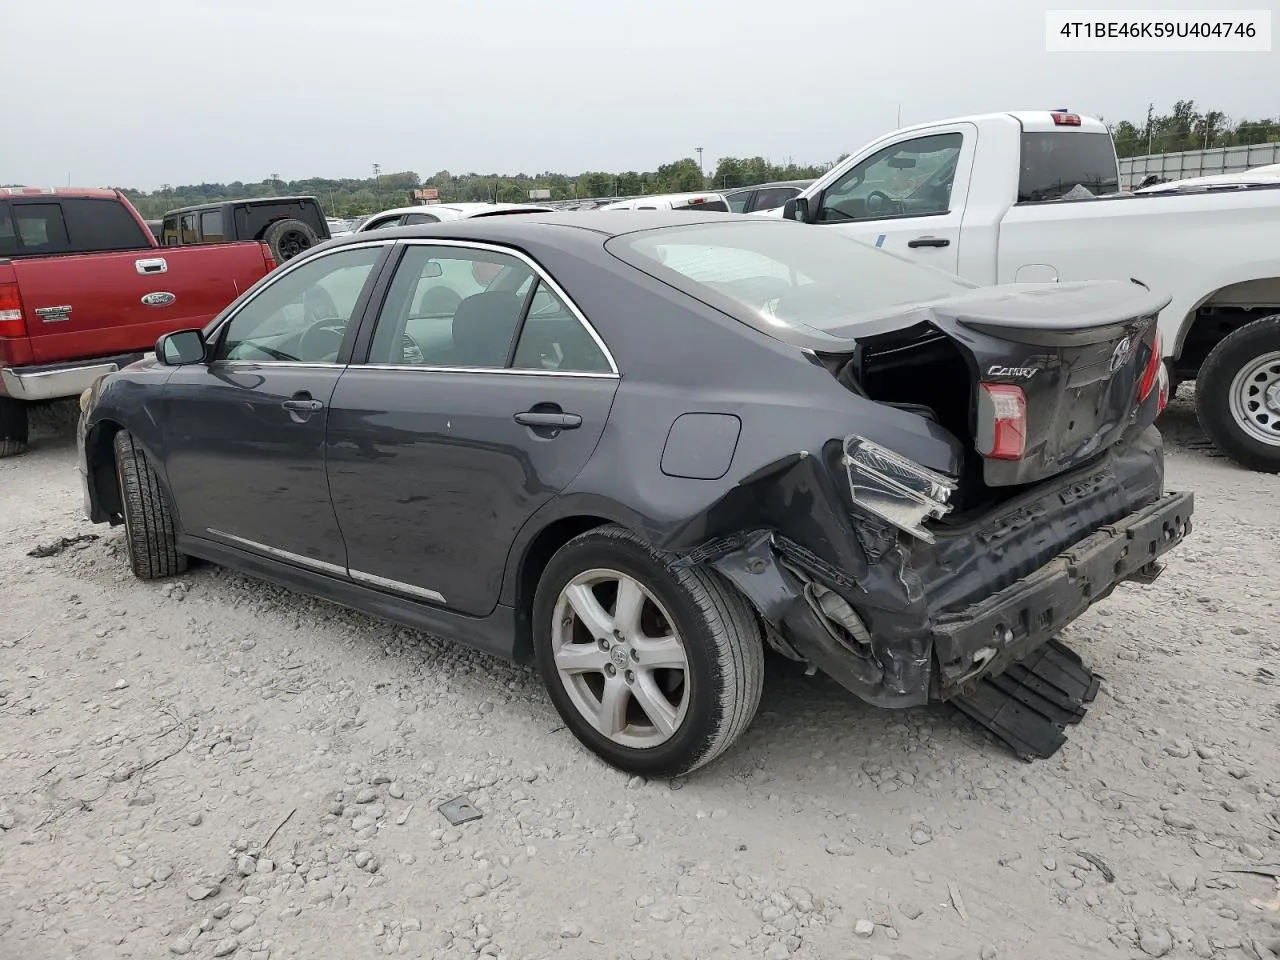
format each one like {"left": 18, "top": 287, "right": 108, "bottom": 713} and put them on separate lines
{"left": 842, "top": 436, "right": 958, "bottom": 543}
{"left": 0, "top": 281, "right": 26, "bottom": 338}
{"left": 1137, "top": 330, "right": 1163, "bottom": 404}
{"left": 977, "top": 383, "right": 1027, "bottom": 460}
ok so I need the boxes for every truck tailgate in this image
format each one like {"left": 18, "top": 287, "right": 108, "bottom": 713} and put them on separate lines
{"left": 13, "top": 243, "right": 269, "bottom": 364}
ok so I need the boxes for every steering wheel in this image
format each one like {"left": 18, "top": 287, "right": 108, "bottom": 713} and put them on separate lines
{"left": 293, "top": 286, "right": 347, "bottom": 361}
{"left": 865, "top": 190, "right": 896, "bottom": 215}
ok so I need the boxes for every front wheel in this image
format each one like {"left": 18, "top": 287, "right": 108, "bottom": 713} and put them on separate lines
{"left": 532, "top": 525, "right": 764, "bottom": 778}
{"left": 1196, "top": 314, "right": 1280, "bottom": 472}
{"left": 114, "top": 431, "right": 188, "bottom": 579}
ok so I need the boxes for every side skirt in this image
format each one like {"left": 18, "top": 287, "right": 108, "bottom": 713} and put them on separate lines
{"left": 179, "top": 535, "right": 520, "bottom": 662}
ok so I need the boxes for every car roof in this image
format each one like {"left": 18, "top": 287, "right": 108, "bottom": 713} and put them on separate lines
{"left": 363, "top": 202, "right": 555, "bottom": 221}
{"left": 337, "top": 209, "right": 772, "bottom": 247}
{"left": 1, "top": 186, "right": 119, "bottom": 200}
{"left": 163, "top": 196, "right": 320, "bottom": 214}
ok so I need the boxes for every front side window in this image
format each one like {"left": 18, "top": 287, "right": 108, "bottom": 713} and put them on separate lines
{"left": 724, "top": 190, "right": 752, "bottom": 213}
{"left": 366, "top": 215, "right": 404, "bottom": 231}
{"left": 402, "top": 212, "right": 439, "bottom": 225}
{"left": 751, "top": 187, "right": 799, "bottom": 211}
{"left": 161, "top": 216, "right": 179, "bottom": 246}
{"left": 214, "top": 246, "right": 383, "bottom": 363}
{"left": 607, "top": 220, "right": 975, "bottom": 338}
{"left": 817, "top": 133, "right": 962, "bottom": 223}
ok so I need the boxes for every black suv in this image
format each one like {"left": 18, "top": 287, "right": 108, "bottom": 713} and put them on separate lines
{"left": 159, "top": 196, "right": 331, "bottom": 263}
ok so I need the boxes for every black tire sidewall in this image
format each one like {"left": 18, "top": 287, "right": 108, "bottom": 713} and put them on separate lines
{"left": 263, "top": 219, "right": 319, "bottom": 262}
{"left": 532, "top": 531, "right": 730, "bottom": 777}
{"left": 0, "top": 396, "right": 28, "bottom": 445}
{"left": 1196, "top": 314, "right": 1280, "bottom": 472}
{"left": 113, "top": 432, "right": 144, "bottom": 575}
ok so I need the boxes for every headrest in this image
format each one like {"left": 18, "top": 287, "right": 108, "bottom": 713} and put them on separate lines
{"left": 450, "top": 290, "right": 523, "bottom": 366}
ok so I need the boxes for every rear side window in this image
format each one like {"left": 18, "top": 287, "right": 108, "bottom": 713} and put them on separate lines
{"left": 180, "top": 213, "right": 198, "bottom": 243}
{"left": 60, "top": 198, "right": 150, "bottom": 252}
{"left": 200, "top": 210, "right": 225, "bottom": 242}
{"left": 1018, "top": 132, "right": 1120, "bottom": 202}
{"left": 161, "top": 216, "right": 180, "bottom": 246}
{"left": 674, "top": 199, "right": 730, "bottom": 212}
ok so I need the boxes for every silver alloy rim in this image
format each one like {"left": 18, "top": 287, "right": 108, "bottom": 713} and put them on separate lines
{"left": 1227, "top": 349, "right": 1280, "bottom": 446}
{"left": 551, "top": 568, "right": 690, "bottom": 749}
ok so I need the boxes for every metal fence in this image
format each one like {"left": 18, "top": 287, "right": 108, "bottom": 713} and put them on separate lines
{"left": 1119, "top": 142, "right": 1280, "bottom": 189}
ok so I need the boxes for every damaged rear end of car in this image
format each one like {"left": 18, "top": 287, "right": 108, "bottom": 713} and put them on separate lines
{"left": 609, "top": 220, "right": 1194, "bottom": 757}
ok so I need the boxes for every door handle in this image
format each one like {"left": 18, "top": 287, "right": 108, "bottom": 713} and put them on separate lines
{"left": 514, "top": 411, "right": 582, "bottom": 429}
{"left": 135, "top": 257, "right": 168, "bottom": 274}
{"left": 907, "top": 236, "right": 950, "bottom": 248}
{"left": 282, "top": 398, "right": 324, "bottom": 412}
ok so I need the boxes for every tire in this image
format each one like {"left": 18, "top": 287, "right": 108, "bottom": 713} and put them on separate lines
{"left": 0, "top": 396, "right": 28, "bottom": 458}
{"left": 1195, "top": 313, "right": 1280, "bottom": 473}
{"left": 114, "top": 431, "right": 188, "bottom": 579}
{"left": 261, "top": 218, "right": 319, "bottom": 263}
{"left": 532, "top": 524, "right": 764, "bottom": 778}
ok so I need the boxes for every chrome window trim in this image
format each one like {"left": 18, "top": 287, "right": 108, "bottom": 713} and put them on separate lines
{"left": 350, "top": 569, "right": 446, "bottom": 605}
{"left": 393, "top": 238, "right": 620, "bottom": 376}
{"left": 204, "top": 240, "right": 395, "bottom": 350}
{"left": 352, "top": 364, "right": 617, "bottom": 380}
{"left": 213, "top": 360, "right": 345, "bottom": 371}
{"left": 206, "top": 528, "right": 347, "bottom": 577}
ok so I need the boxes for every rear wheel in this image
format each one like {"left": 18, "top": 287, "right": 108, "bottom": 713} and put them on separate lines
{"left": 1196, "top": 314, "right": 1280, "bottom": 472}
{"left": 532, "top": 525, "right": 764, "bottom": 778}
{"left": 261, "top": 218, "right": 319, "bottom": 263}
{"left": 114, "top": 431, "right": 188, "bottom": 579}
{"left": 0, "top": 397, "right": 28, "bottom": 458}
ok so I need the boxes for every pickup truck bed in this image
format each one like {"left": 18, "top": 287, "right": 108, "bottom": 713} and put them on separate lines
{"left": 1, "top": 187, "right": 275, "bottom": 456}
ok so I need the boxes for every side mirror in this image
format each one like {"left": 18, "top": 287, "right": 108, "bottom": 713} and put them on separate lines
{"left": 157, "top": 329, "right": 206, "bottom": 366}
{"left": 783, "top": 196, "right": 811, "bottom": 223}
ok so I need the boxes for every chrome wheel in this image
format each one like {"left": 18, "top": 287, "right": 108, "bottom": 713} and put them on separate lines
{"left": 551, "top": 568, "right": 690, "bottom": 749}
{"left": 1228, "top": 349, "right": 1280, "bottom": 446}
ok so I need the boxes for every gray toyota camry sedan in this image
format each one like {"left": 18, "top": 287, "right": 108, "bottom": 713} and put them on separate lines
{"left": 77, "top": 212, "right": 1193, "bottom": 776}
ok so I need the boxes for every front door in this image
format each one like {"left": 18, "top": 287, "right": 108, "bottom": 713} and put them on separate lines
{"left": 161, "top": 243, "right": 389, "bottom": 572}
{"left": 810, "top": 125, "right": 976, "bottom": 272}
{"left": 326, "top": 241, "right": 619, "bottom": 616}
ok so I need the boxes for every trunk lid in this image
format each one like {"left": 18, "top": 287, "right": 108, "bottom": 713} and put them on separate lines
{"left": 836, "top": 279, "right": 1169, "bottom": 488}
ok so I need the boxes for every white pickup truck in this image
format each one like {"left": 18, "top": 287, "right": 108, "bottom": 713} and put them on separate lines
{"left": 766, "top": 110, "right": 1280, "bottom": 472}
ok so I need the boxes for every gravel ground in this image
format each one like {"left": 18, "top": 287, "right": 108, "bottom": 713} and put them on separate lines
{"left": 2, "top": 391, "right": 1278, "bottom": 960}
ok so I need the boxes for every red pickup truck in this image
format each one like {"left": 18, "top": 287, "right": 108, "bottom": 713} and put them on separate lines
{"left": 0, "top": 187, "right": 276, "bottom": 457}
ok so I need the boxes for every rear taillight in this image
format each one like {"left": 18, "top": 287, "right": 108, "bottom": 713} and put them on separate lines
{"left": 1051, "top": 111, "right": 1082, "bottom": 126}
{"left": 1156, "top": 363, "right": 1171, "bottom": 415}
{"left": 977, "top": 383, "right": 1027, "bottom": 460}
{"left": 261, "top": 243, "right": 277, "bottom": 271}
{"left": 1137, "top": 331, "right": 1162, "bottom": 403}
{"left": 0, "top": 281, "right": 26, "bottom": 338}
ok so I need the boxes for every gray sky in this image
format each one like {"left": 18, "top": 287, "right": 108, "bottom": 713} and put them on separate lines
{"left": 3, "top": 0, "right": 1276, "bottom": 190}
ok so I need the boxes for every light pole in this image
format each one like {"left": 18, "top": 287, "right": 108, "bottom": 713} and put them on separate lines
{"left": 373, "top": 163, "right": 381, "bottom": 207}
{"left": 695, "top": 146, "right": 704, "bottom": 184}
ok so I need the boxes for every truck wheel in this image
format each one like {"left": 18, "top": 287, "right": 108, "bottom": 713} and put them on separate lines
{"left": 532, "top": 525, "right": 765, "bottom": 778}
{"left": 261, "top": 218, "right": 320, "bottom": 263}
{"left": 1196, "top": 313, "right": 1280, "bottom": 473}
{"left": 114, "top": 431, "right": 188, "bottom": 579}
{"left": 0, "top": 397, "right": 28, "bottom": 458}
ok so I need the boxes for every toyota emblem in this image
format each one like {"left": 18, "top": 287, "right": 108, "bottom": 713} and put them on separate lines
{"left": 1108, "top": 336, "right": 1133, "bottom": 374}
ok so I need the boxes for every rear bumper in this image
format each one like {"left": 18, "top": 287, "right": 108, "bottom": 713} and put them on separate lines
{"left": 929, "top": 489, "right": 1193, "bottom": 698}
{"left": 1, "top": 352, "right": 145, "bottom": 401}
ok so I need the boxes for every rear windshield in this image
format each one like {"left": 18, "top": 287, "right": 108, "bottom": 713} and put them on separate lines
{"left": 0, "top": 198, "right": 148, "bottom": 256}
{"left": 1018, "top": 131, "right": 1120, "bottom": 202}
{"left": 605, "top": 220, "right": 974, "bottom": 337}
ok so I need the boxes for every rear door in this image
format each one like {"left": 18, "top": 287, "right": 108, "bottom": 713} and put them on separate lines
{"left": 808, "top": 123, "right": 977, "bottom": 272}
{"left": 7, "top": 198, "right": 269, "bottom": 363}
{"left": 325, "top": 240, "right": 619, "bottom": 616}
{"left": 161, "top": 242, "right": 391, "bottom": 570}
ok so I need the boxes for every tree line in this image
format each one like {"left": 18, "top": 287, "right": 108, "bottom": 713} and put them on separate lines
{"left": 115, "top": 100, "right": 1279, "bottom": 220}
